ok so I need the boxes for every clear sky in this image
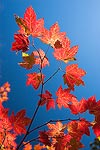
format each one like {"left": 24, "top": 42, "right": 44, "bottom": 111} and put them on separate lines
{"left": 0, "top": 0, "right": 100, "bottom": 149}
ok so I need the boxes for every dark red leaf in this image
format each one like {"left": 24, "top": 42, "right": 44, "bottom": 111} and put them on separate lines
{"left": 12, "top": 34, "right": 29, "bottom": 52}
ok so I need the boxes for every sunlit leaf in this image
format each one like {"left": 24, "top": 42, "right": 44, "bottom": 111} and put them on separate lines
{"left": 63, "top": 64, "right": 86, "bottom": 90}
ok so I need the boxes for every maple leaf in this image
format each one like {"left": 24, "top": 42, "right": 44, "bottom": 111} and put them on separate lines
{"left": 12, "top": 34, "right": 29, "bottom": 52}
{"left": 56, "top": 86, "right": 75, "bottom": 109}
{"left": 9, "top": 109, "right": 31, "bottom": 135}
{"left": 67, "top": 119, "right": 91, "bottom": 140}
{"left": 17, "top": 6, "right": 44, "bottom": 37}
{"left": 33, "top": 49, "right": 49, "bottom": 68}
{"left": 53, "top": 134, "right": 72, "bottom": 150}
{"left": 87, "top": 96, "right": 100, "bottom": 115}
{"left": 18, "top": 52, "right": 35, "bottom": 69}
{"left": 23, "top": 142, "right": 32, "bottom": 150}
{"left": 38, "top": 90, "right": 55, "bottom": 111}
{"left": 63, "top": 64, "right": 86, "bottom": 90}
{"left": 40, "top": 22, "right": 66, "bottom": 47}
{"left": 26, "top": 73, "right": 45, "bottom": 89}
{"left": 47, "top": 121, "right": 67, "bottom": 137}
{"left": 68, "top": 97, "right": 88, "bottom": 115}
{"left": 53, "top": 37, "right": 78, "bottom": 63}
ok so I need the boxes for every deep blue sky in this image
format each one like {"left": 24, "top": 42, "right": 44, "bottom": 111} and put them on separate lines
{"left": 0, "top": 0, "right": 100, "bottom": 149}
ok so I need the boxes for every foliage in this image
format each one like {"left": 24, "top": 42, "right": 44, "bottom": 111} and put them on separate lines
{"left": 1, "top": 6, "right": 100, "bottom": 150}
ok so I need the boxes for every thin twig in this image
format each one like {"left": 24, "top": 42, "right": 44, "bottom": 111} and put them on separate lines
{"left": 43, "top": 67, "right": 61, "bottom": 85}
{"left": 28, "top": 117, "right": 80, "bottom": 134}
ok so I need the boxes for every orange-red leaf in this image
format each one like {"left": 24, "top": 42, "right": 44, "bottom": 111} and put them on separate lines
{"left": 10, "top": 109, "right": 31, "bottom": 135}
{"left": 47, "top": 121, "right": 67, "bottom": 137}
{"left": 40, "top": 23, "right": 66, "bottom": 47}
{"left": 24, "top": 6, "right": 44, "bottom": 37}
{"left": 12, "top": 34, "right": 29, "bottom": 52}
{"left": 53, "top": 37, "right": 78, "bottom": 63}
{"left": 87, "top": 96, "right": 99, "bottom": 115}
{"left": 18, "top": 52, "right": 35, "bottom": 69}
{"left": 38, "top": 90, "right": 55, "bottom": 111}
{"left": 26, "top": 73, "right": 45, "bottom": 89}
{"left": 56, "top": 86, "right": 75, "bottom": 109}
{"left": 15, "top": 6, "right": 44, "bottom": 37}
{"left": 67, "top": 119, "right": 91, "bottom": 140}
{"left": 63, "top": 64, "right": 86, "bottom": 90}
{"left": 68, "top": 97, "right": 88, "bottom": 115}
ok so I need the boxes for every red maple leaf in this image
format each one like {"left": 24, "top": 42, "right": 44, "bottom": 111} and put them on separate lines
{"left": 87, "top": 96, "right": 100, "bottom": 115}
{"left": 26, "top": 72, "right": 45, "bottom": 89}
{"left": 18, "top": 52, "right": 35, "bottom": 69}
{"left": 33, "top": 49, "right": 49, "bottom": 68}
{"left": 54, "top": 134, "right": 72, "bottom": 150}
{"left": 12, "top": 34, "right": 29, "bottom": 52}
{"left": 56, "top": 86, "right": 75, "bottom": 109}
{"left": 47, "top": 121, "right": 67, "bottom": 137}
{"left": 68, "top": 97, "right": 88, "bottom": 115}
{"left": 9, "top": 109, "right": 31, "bottom": 135}
{"left": 67, "top": 119, "right": 91, "bottom": 140}
{"left": 40, "top": 22, "right": 66, "bottom": 47}
{"left": 53, "top": 37, "right": 78, "bottom": 63}
{"left": 17, "top": 6, "right": 44, "bottom": 38}
{"left": 63, "top": 64, "right": 86, "bottom": 90}
{"left": 38, "top": 90, "right": 55, "bottom": 111}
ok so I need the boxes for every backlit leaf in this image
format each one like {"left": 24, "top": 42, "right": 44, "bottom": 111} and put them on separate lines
{"left": 12, "top": 34, "right": 29, "bottom": 52}
{"left": 26, "top": 73, "right": 45, "bottom": 89}
{"left": 10, "top": 109, "right": 31, "bottom": 135}
{"left": 68, "top": 97, "right": 88, "bottom": 115}
{"left": 40, "top": 23, "right": 66, "bottom": 47}
{"left": 63, "top": 64, "right": 86, "bottom": 90}
{"left": 38, "top": 90, "right": 55, "bottom": 111}
{"left": 56, "top": 86, "right": 75, "bottom": 109}
{"left": 53, "top": 38, "right": 78, "bottom": 63}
